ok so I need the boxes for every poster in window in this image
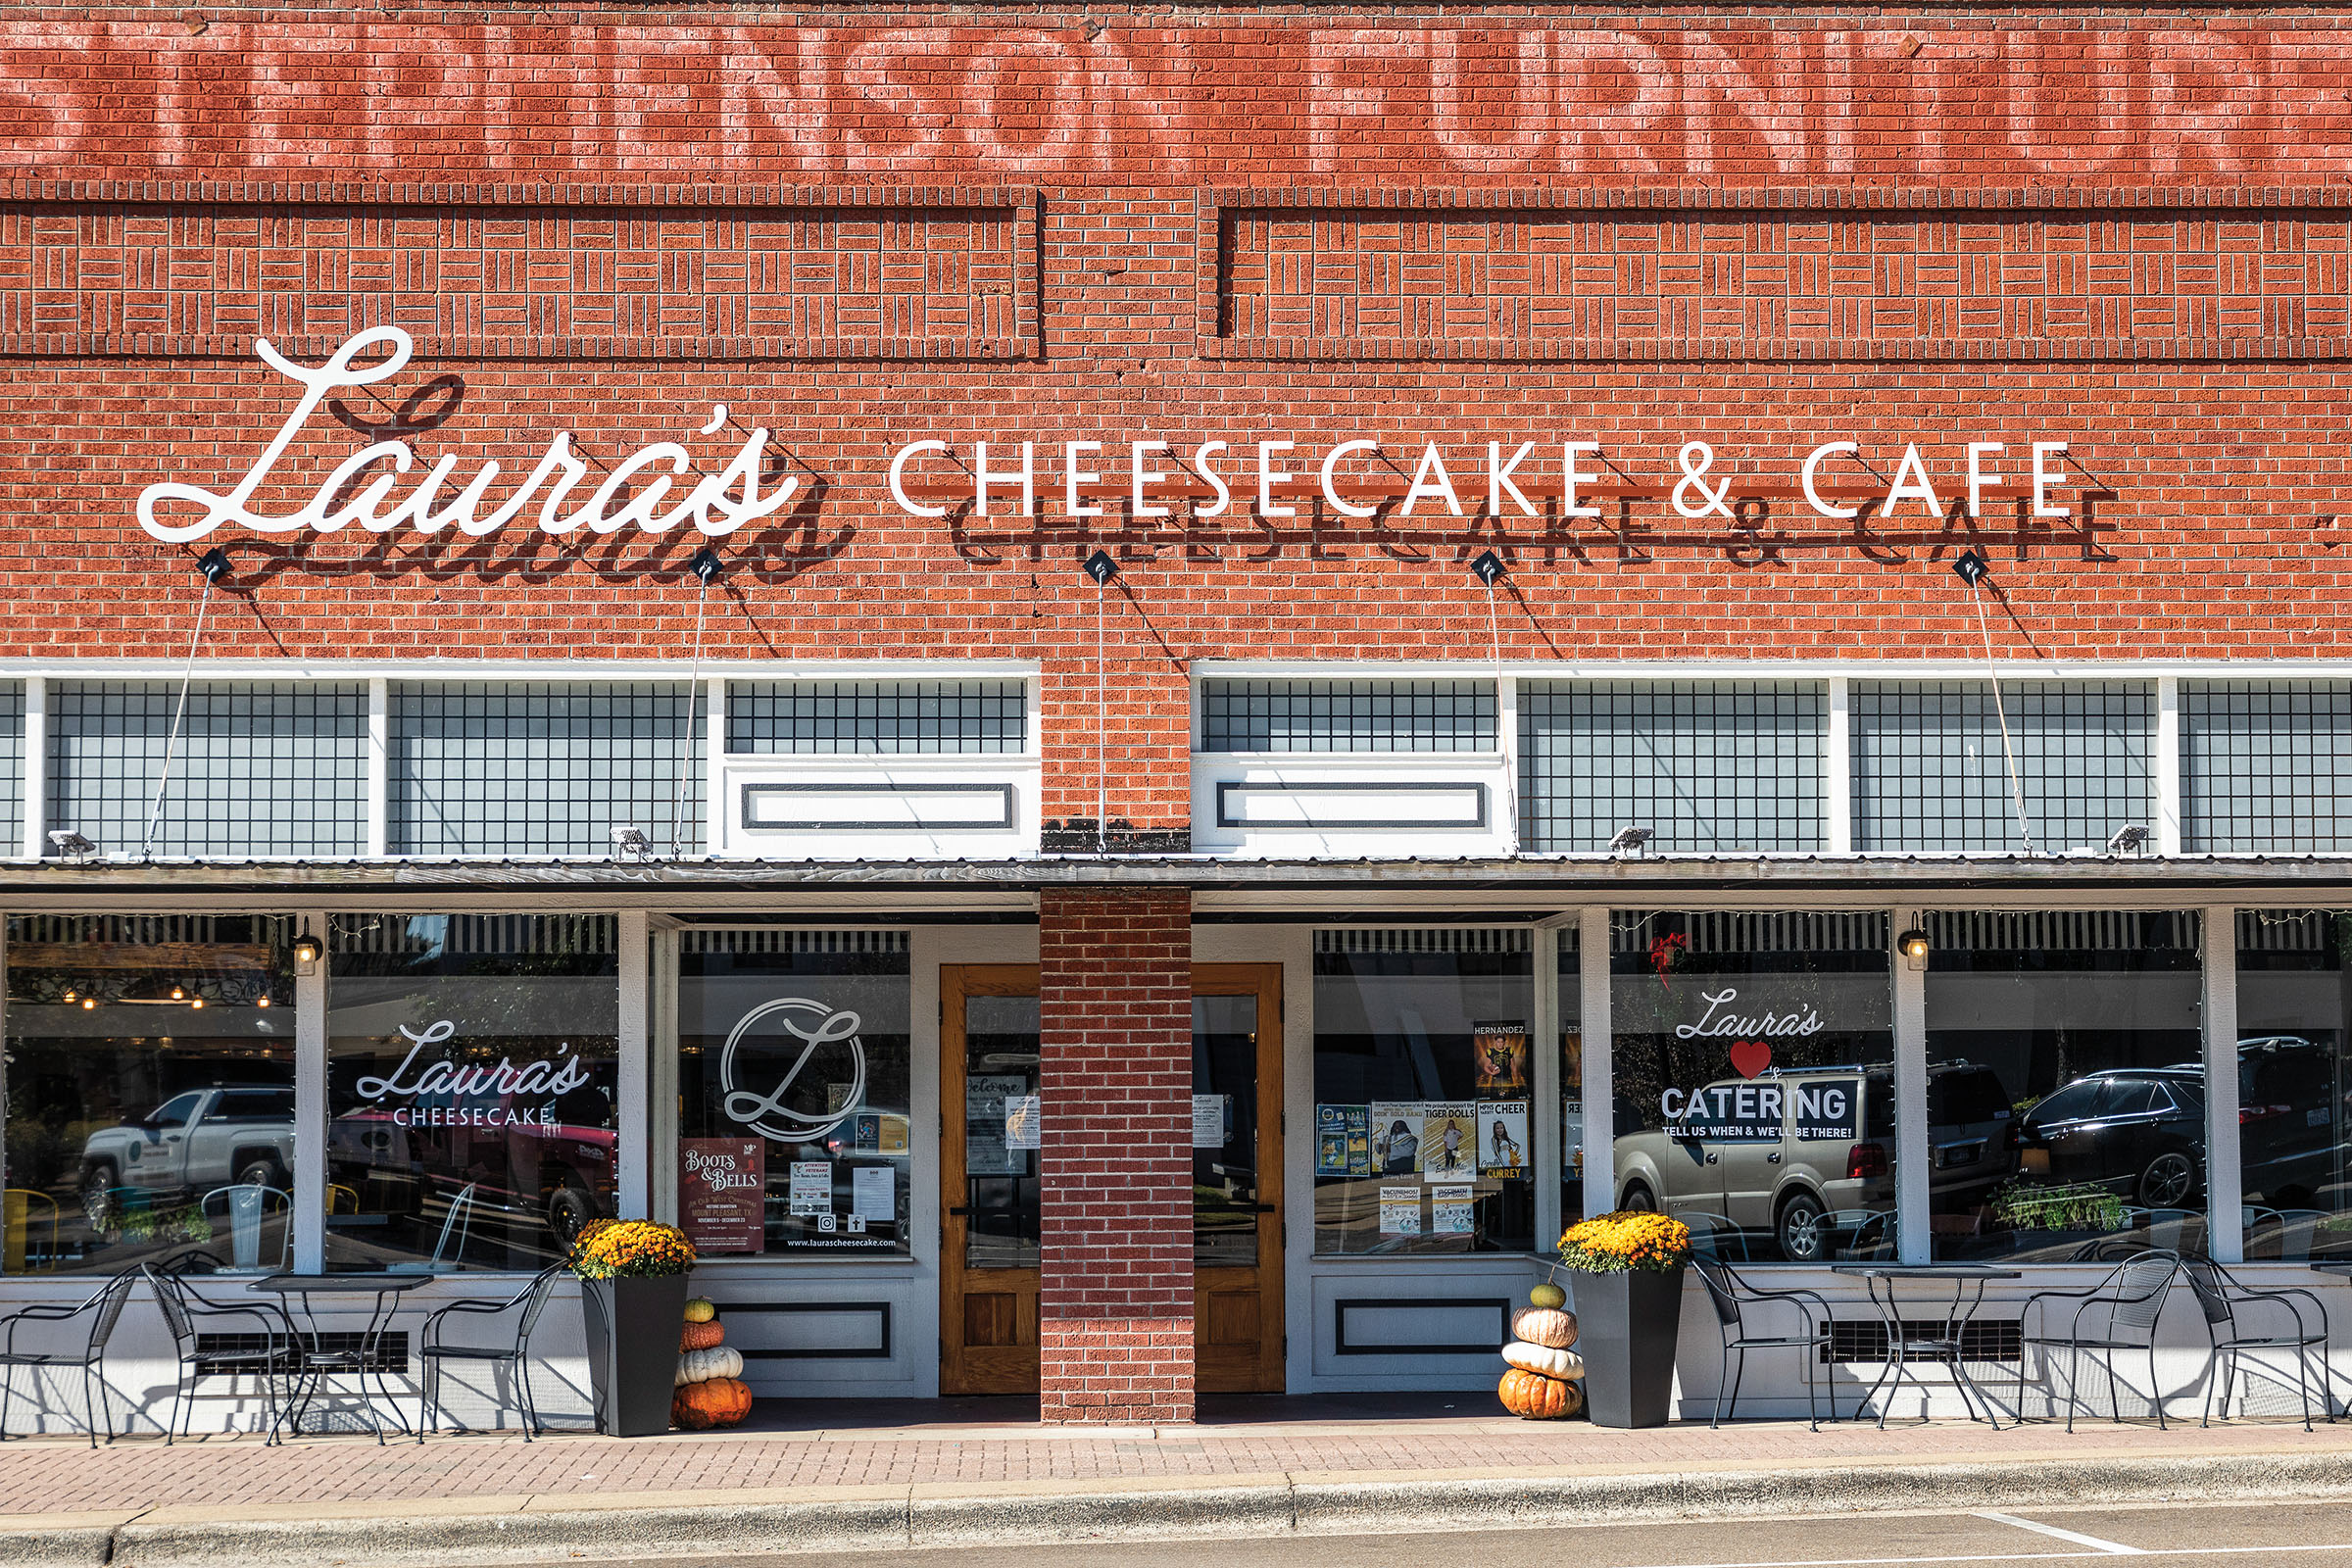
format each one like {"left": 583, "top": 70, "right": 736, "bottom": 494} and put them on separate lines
{"left": 788, "top": 1160, "right": 832, "bottom": 1216}
{"left": 1419, "top": 1102, "right": 1477, "bottom": 1182}
{"left": 678, "top": 1138, "right": 765, "bottom": 1254}
{"left": 1430, "top": 1184, "right": 1476, "bottom": 1235}
{"left": 1192, "top": 1094, "right": 1230, "bottom": 1150}
{"left": 850, "top": 1163, "right": 896, "bottom": 1223}
{"left": 1370, "top": 1102, "right": 1423, "bottom": 1176}
{"left": 1004, "top": 1093, "right": 1043, "bottom": 1151}
{"left": 1474, "top": 1020, "right": 1531, "bottom": 1097}
{"left": 1478, "top": 1101, "right": 1529, "bottom": 1178}
{"left": 965, "top": 1074, "right": 1024, "bottom": 1175}
{"left": 1316, "top": 1104, "right": 1370, "bottom": 1176}
{"left": 1378, "top": 1186, "right": 1422, "bottom": 1237}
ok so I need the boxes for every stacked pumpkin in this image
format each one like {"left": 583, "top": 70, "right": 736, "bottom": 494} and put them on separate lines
{"left": 1497, "top": 1280, "right": 1586, "bottom": 1420}
{"left": 672, "top": 1296, "right": 753, "bottom": 1429}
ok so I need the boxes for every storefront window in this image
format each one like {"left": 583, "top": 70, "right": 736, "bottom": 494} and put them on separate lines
{"left": 1611, "top": 911, "right": 1893, "bottom": 1264}
{"left": 1559, "top": 927, "right": 1586, "bottom": 1234}
{"left": 4, "top": 915, "right": 293, "bottom": 1275}
{"left": 2232, "top": 910, "right": 2352, "bottom": 1260}
{"left": 676, "top": 931, "right": 911, "bottom": 1257}
{"left": 1312, "top": 929, "right": 1535, "bottom": 1254}
{"left": 1926, "top": 910, "right": 2204, "bottom": 1261}
{"left": 325, "top": 914, "right": 619, "bottom": 1272}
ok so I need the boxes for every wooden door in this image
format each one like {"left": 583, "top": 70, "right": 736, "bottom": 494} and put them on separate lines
{"left": 1192, "top": 964, "right": 1285, "bottom": 1394}
{"left": 939, "top": 965, "right": 1042, "bottom": 1396}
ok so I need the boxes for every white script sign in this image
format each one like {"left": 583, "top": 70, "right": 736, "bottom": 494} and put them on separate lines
{"left": 137, "top": 327, "right": 798, "bottom": 544}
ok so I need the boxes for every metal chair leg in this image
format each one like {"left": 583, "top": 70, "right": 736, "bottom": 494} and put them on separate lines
{"left": 2149, "top": 1343, "right": 2167, "bottom": 1430}
{"left": 79, "top": 1364, "right": 96, "bottom": 1449}
{"left": 519, "top": 1355, "right": 540, "bottom": 1441}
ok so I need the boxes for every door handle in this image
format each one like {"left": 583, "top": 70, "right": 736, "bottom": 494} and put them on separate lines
{"left": 1704, "top": 1152, "right": 1720, "bottom": 1165}
{"left": 1765, "top": 1152, "right": 1782, "bottom": 1163}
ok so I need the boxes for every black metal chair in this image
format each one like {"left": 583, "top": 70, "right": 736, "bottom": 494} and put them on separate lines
{"left": 416, "top": 1264, "right": 566, "bottom": 1443}
{"left": 0, "top": 1267, "right": 139, "bottom": 1446}
{"left": 143, "top": 1261, "right": 304, "bottom": 1445}
{"left": 2014, "top": 1249, "right": 2181, "bottom": 1431}
{"left": 2182, "top": 1257, "right": 2333, "bottom": 1431}
{"left": 1690, "top": 1254, "right": 1838, "bottom": 1430}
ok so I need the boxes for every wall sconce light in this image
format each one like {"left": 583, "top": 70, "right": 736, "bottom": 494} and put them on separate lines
{"left": 197, "top": 548, "right": 232, "bottom": 584}
{"left": 1950, "top": 549, "right": 1990, "bottom": 588}
{"left": 291, "top": 926, "right": 323, "bottom": 973}
{"left": 1083, "top": 548, "right": 1117, "bottom": 584}
{"left": 689, "top": 548, "right": 724, "bottom": 585}
{"left": 1898, "top": 925, "right": 1932, "bottom": 969}
{"left": 1470, "top": 550, "right": 1506, "bottom": 587}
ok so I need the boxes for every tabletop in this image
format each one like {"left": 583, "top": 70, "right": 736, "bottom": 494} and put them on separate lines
{"left": 1829, "top": 1265, "right": 2024, "bottom": 1281}
{"left": 246, "top": 1273, "right": 439, "bottom": 1294}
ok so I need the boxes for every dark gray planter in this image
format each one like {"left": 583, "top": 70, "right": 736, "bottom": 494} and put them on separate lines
{"left": 1576, "top": 1267, "right": 1686, "bottom": 1428}
{"left": 581, "top": 1275, "right": 690, "bottom": 1437}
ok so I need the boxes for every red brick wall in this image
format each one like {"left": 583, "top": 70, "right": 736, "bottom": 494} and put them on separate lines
{"left": 0, "top": 9, "right": 2349, "bottom": 838}
{"left": 1037, "top": 887, "right": 1193, "bottom": 1422}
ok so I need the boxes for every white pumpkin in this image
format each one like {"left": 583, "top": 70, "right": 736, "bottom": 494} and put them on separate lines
{"left": 1511, "top": 1306, "right": 1579, "bottom": 1349}
{"left": 675, "top": 1345, "right": 746, "bottom": 1386}
{"left": 1501, "top": 1340, "right": 1585, "bottom": 1380}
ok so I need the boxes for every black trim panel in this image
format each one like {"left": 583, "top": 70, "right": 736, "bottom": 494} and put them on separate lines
{"left": 721, "top": 1299, "right": 895, "bottom": 1360}
{"left": 741, "top": 781, "right": 1017, "bottom": 833}
{"left": 1333, "top": 1295, "right": 1510, "bottom": 1357}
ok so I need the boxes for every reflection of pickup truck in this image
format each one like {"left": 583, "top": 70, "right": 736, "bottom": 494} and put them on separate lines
{"left": 329, "top": 1098, "right": 615, "bottom": 1248}
{"left": 80, "top": 1085, "right": 296, "bottom": 1200}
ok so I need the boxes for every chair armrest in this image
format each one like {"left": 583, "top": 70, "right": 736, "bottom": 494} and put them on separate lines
{"left": 2233, "top": 1285, "right": 2329, "bottom": 1340}
{"left": 1743, "top": 1285, "right": 1835, "bottom": 1327}
{"left": 420, "top": 1298, "right": 522, "bottom": 1349}
{"left": 1, "top": 1301, "right": 91, "bottom": 1355}
{"left": 180, "top": 1302, "right": 299, "bottom": 1341}
{"left": 2014, "top": 1286, "right": 2099, "bottom": 1331}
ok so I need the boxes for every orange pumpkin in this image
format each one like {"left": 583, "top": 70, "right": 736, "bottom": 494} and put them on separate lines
{"left": 672, "top": 1376, "right": 753, "bottom": 1429}
{"left": 680, "top": 1319, "right": 726, "bottom": 1352}
{"left": 1497, "top": 1367, "right": 1583, "bottom": 1420}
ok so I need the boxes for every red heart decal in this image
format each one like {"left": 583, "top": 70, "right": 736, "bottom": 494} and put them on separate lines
{"left": 1728, "top": 1041, "right": 1773, "bottom": 1080}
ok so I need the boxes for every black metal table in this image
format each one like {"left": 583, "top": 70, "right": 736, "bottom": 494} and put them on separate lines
{"left": 249, "top": 1273, "right": 435, "bottom": 1443}
{"left": 1832, "top": 1264, "right": 2023, "bottom": 1430}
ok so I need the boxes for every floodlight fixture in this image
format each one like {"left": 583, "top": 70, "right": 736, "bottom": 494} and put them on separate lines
{"left": 2105, "top": 823, "right": 2152, "bottom": 856}
{"left": 47, "top": 829, "right": 96, "bottom": 861}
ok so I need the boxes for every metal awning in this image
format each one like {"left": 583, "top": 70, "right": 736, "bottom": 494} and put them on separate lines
{"left": 0, "top": 853, "right": 2349, "bottom": 899}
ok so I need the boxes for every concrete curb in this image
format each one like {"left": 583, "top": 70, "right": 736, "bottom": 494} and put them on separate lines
{"left": 7, "top": 1447, "right": 2344, "bottom": 1567}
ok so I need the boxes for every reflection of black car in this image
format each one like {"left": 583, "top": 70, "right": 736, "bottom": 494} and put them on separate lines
{"left": 2230, "top": 1037, "right": 2341, "bottom": 1207}
{"left": 2021, "top": 1069, "right": 2205, "bottom": 1207}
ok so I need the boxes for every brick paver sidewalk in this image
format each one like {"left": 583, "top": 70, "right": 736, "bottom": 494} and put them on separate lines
{"left": 0, "top": 1408, "right": 2340, "bottom": 1518}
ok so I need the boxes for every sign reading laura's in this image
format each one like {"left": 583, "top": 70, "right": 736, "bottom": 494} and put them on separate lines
{"left": 350, "top": 1019, "right": 592, "bottom": 1128}
{"left": 136, "top": 327, "right": 797, "bottom": 545}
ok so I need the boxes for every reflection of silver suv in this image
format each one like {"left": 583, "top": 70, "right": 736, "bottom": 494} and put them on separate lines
{"left": 1614, "top": 1063, "right": 2016, "bottom": 1261}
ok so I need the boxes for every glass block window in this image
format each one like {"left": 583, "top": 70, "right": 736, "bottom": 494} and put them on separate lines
{"left": 2183, "top": 681, "right": 2352, "bottom": 852}
{"left": 1200, "top": 679, "right": 1495, "bottom": 753}
{"left": 727, "top": 680, "right": 1026, "bottom": 756}
{"left": 47, "top": 682, "right": 367, "bottom": 857}
{"left": 389, "top": 682, "right": 704, "bottom": 856}
{"left": 1851, "top": 681, "right": 2153, "bottom": 854}
{"left": 1518, "top": 681, "right": 1826, "bottom": 853}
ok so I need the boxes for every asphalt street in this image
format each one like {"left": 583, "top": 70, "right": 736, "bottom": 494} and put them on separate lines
{"left": 581, "top": 1498, "right": 2352, "bottom": 1568}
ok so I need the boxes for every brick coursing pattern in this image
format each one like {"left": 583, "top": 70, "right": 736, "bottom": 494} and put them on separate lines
{"left": 1038, "top": 887, "right": 1194, "bottom": 1422}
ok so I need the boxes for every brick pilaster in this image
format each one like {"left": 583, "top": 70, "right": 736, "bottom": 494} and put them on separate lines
{"left": 1037, "top": 887, "right": 1194, "bottom": 1424}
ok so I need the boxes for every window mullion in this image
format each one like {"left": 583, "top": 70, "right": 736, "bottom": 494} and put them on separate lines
{"left": 2203, "top": 905, "right": 2244, "bottom": 1264}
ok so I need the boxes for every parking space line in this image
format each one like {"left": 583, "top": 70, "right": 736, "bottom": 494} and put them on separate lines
{"left": 1976, "top": 1513, "right": 2147, "bottom": 1555}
